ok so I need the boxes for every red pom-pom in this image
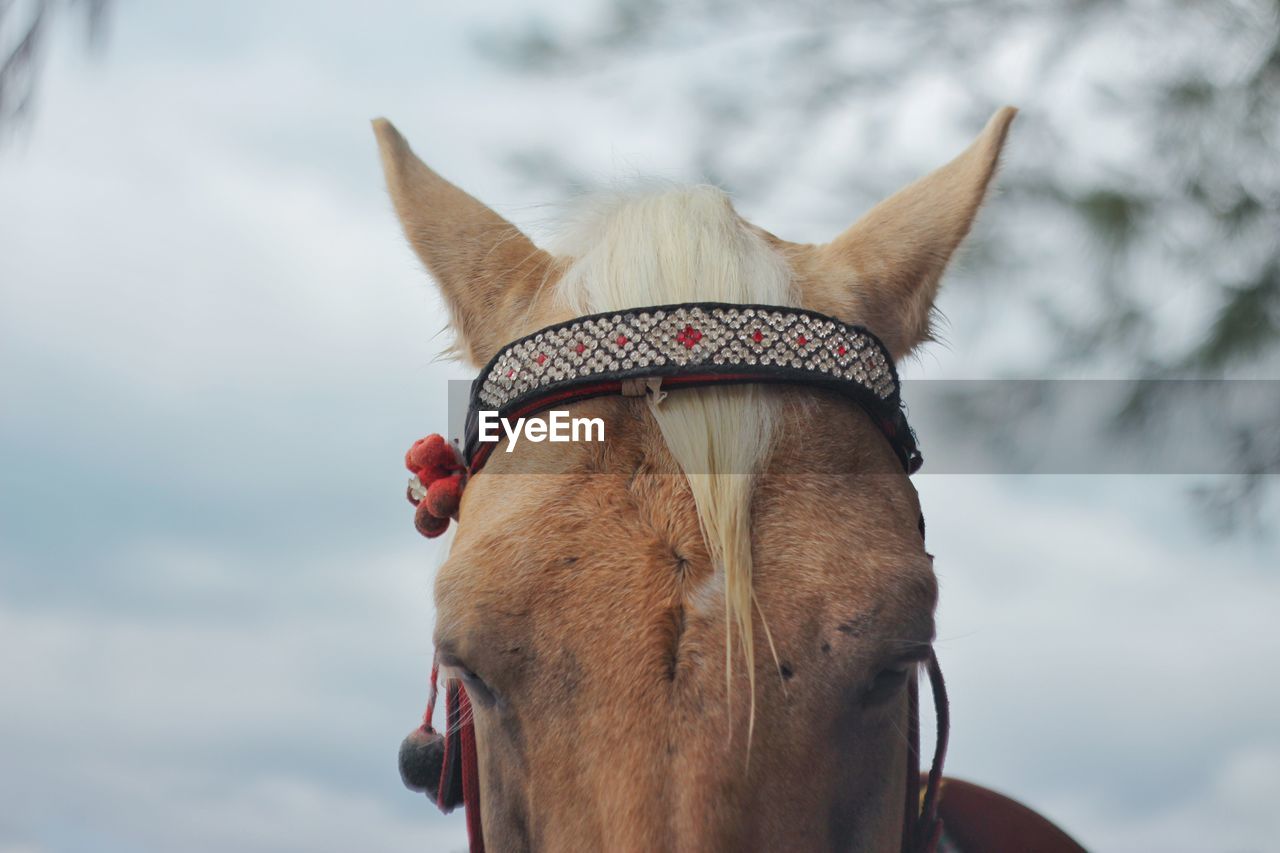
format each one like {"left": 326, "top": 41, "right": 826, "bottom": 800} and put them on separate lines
{"left": 415, "top": 463, "right": 448, "bottom": 485}
{"left": 425, "top": 473, "right": 464, "bottom": 519}
{"left": 414, "top": 502, "right": 450, "bottom": 538}
{"left": 407, "top": 435, "right": 459, "bottom": 474}
{"left": 405, "top": 436, "right": 466, "bottom": 539}
{"left": 405, "top": 439, "right": 426, "bottom": 473}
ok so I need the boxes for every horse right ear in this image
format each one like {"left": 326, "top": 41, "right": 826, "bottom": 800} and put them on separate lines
{"left": 792, "top": 107, "right": 1016, "bottom": 361}
{"left": 372, "top": 118, "right": 558, "bottom": 367}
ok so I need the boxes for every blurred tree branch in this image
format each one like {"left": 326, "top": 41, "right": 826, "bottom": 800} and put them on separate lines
{"left": 479, "top": 0, "right": 1280, "bottom": 531}
{"left": 1, "top": 0, "right": 108, "bottom": 138}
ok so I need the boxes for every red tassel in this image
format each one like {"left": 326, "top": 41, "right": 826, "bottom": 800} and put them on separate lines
{"left": 406, "top": 434, "right": 467, "bottom": 538}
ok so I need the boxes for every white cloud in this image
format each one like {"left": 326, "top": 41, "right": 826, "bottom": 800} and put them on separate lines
{"left": 0, "top": 542, "right": 463, "bottom": 852}
{"left": 918, "top": 474, "right": 1280, "bottom": 850}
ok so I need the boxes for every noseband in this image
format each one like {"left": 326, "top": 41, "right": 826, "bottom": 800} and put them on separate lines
{"left": 400, "top": 302, "right": 948, "bottom": 852}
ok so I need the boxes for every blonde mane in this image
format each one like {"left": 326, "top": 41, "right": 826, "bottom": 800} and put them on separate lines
{"left": 552, "top": 185, "right": 797, "bottom": 733}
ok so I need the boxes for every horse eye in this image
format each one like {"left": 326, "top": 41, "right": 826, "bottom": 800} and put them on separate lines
{"left": 864, "top": 666, "right": 911, "bottom": 705}
{"left": 439, "top": 653, "right": 498, "bottom": 708}
{"left": 456, "top": 666, "right": 497, "bottom": 708}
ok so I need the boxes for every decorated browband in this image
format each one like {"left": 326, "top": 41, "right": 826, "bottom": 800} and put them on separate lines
{"left": 406, "top": 302, "right": 922, "bottom": 538}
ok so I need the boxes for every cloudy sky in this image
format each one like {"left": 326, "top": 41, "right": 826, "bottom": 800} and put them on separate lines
{"left": 1, "top": 3, "right": 1276, "bottom": 852}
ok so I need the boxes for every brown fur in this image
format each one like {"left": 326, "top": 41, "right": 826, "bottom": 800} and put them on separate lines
{"left": 374, "top": 108, "right": 1015, "bottom": 851}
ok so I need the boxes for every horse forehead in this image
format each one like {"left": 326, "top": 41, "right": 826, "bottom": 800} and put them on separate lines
{"left": 439, "top": 402, "right": 914, "bottom": 644}
{"left": 437, "top": 485, "right": 929, "bottom": 659}
{"left": 444, "top": 393, "right": 924, "bottom": 580}
{"left": 437, "top": 464, "right": 701, "bottom": 613}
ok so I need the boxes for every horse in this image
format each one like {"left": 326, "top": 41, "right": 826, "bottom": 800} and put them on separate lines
{"left": 373, "top": 107, "right": 1086, "bottom": 852}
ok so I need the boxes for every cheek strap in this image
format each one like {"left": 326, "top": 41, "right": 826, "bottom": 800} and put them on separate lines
{"left": 454, "top": 686, "right": 484, "bottom": 852}
{"left": 904, "top": 511, "right": 948, "bottom": 853}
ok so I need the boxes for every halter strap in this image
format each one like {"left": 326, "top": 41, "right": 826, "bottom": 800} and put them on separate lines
{"left": 917, "top": 651, "right": 951, "bottom": 851}
{"left": 461, "top": 302, "right": 921, "bottom": 475}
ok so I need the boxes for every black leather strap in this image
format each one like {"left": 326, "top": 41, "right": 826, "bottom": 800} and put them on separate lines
{"left": 460, "top": 302, "right": 921, "bottom": 474}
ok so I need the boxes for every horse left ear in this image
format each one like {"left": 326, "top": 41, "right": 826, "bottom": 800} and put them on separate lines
{"left": 797, "top": 106, "right": 1017, "bottom": 360}
{"left": 372, "top": 118, "right": 557, "bottom": 367}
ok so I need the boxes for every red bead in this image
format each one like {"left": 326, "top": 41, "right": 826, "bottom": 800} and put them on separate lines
{"left": 536, "top": 353, "right": 547, "bottom": 365}
{"left": 425, "top": 473, "right": 464, "bottom": 519}
{"left": 414, "top": 503, "right": 450, "bottom": 538}
{"left": 837, "top": 345, "right": 847, "bottom": 355}
{"left": 576, "top": 342, "right": 586, "bottom": 354}
{"left": 405, "top": 439, "right": 425, "bottom": 472}
{"left": 752, "top": 329, "right": 763, "bottom": 343}
{"left": 416, "top": 463, "right": 447, "bottom": 484}
{"left": 797, "top": 334, "right": 808, "bottom": 346}
{"left": 432, "top": 435, "right": 460, "bottom": 470}
{"left": 616, "top": 335, "right": 628, "bottom": 346}
{"left": 406, "top": 434, "right": 457, "bottom": 473}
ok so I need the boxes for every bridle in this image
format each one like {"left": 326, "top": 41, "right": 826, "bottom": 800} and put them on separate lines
{"left": 399, "top": 302, "right": 949, "bottom": 852}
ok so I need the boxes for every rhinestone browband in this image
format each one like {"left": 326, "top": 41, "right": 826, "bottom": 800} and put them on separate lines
{"left": 462, "top": 302, "right": 921, "bottom": 473}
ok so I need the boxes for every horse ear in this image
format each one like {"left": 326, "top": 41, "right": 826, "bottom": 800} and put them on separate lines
{"left": 372, "top": 118, "right": 556, "bottom": 366}
{"left": 799, "top": 106, "right": 1017, "bottom": 360}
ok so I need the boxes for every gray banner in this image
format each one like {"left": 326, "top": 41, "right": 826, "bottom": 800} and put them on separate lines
{"left": 445, "top": 379, "right": 1280, "bottom": 475}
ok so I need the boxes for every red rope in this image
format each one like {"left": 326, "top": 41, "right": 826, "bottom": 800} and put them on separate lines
{"left": 458, "top": 691, "right": 485, "bottom": 852}
{"left": 422, "top": 663, "right": 439, "bottom": 730}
